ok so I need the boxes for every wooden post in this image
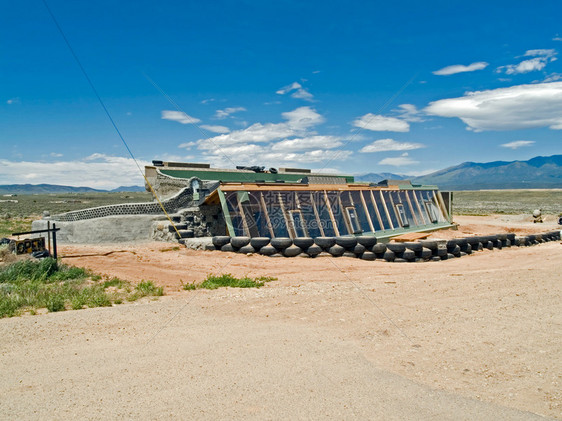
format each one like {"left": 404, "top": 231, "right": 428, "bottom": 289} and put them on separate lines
{"left": 52, "top": 223, "right": 58, "bottom": 260}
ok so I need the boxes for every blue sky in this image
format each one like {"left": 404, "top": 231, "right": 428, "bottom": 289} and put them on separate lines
{"left": 1, "top": 0, "right": 562, "bottom": 188}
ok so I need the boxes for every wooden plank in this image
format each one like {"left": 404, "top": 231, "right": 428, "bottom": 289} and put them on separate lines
{"left": 391, "top": 232, "right": 431, "bottom": 242}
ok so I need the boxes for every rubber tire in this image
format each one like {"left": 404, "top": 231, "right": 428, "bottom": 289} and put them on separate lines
{"left": 314, "top": 237, "right": 336, "bottom": 250}
{"left": 250, "top": 237, "right": 270, "bottom": 249}
{"left": 383, "top": 250, "right": 395, "bottom": 262}
{"left": 271, "top": 237, "right": 293, "bottom": 251}
{"left": 259, "top": 245, "right": 277, "bottom": 256}
{"left": 293, "top": 237, "right": 314, "bottom": 249}
{"left": 404, "top": 242, "right": 422, "bottom": 253}
{"left": 356, "top": 236, "right": 377, "bottom": 247}
{"left": 221, "top": 243, "right": 235, "bottom": 253}
{"left": 230, "top": 236, "right": 251, "bottom": 249}
{"left": 306, "top": 244, "right": 322, "bottom": 257}
{"left": 401, "top": 249, "right": 416, "bottom": 261}
{"left": 238, "top": 244, "right": 256, "bottom": 254}
{"left": 212, "top": 236, "right": 231, "bottom": 248}
{"left": 283, "top": 245, "right": 302, "bottom": 257}
{"left": 419, "top": 240, "right": 438, "bottom": 250}
{"left": 372, "top": 243, "right": 387, "bottom": 254}
{"left": 335, "top": 236, "right": 358, "bottom": 250}
{"left": 421, "top": 247, "right": 432, "bottom": 259}
{"left": 328, "top": 244, "right": 345, "bottom": 257}
{"left": 361, "top": 251, "right": 376, "bottom": 261}
{"left": 352, "top": 244, "right": 366, "bottom": 255}
{"left": 386, "top": 242, "right": 406, "bottom": 253}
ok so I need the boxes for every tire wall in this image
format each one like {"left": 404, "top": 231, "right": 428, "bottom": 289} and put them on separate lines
{"left": 211, "top": 230, "right": 561, "bottom": 262}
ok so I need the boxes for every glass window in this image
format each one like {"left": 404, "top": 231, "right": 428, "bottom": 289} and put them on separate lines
{"left": 395, "top": 203, "right": 409, "bottom": 227}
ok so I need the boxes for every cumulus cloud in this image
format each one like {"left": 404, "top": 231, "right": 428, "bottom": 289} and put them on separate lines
{"left": 359, "top": 138, "right": 425, "bottom": 153}
{"left": 497, "top": 49, "right": 557, "bottom": 75}
{"left": 276, "top": 82, "right": 314, "bottom": 101}
{"left": 395, "top": 104, "right": 425, "bottom": 122}
{"left": 200, "top": 124, "right": 230, "bottom": 134}
{"left": 500, "top": 140, "right": 535, "bottom": 149}
{"left": 424, "top": 81, "right": 562, "bottom": 131}
{"left": 0, "top": 154, "right": 149, "bottom": 190}
{"left": 352, "top": 114, "right": 410, "bottom": 132}
{"left": 433, "top": 61, "right": 489, "bottom": 76}
{"left": 161, "top": 110, "right": 201, "bottom": 124}
{"left": 214, "top": 107, "right": 246, "bottom": 119}
{"left": 196, "top": 107, "right": 352, "bottom": 166}
{"left": 271, "top": 136, "right": 343, "bottom": 152}
{"left": 378, "top": 153, "right": 419, "bottom": 166}
{"left": 178, "top": 141, "right": 196, "bottom": 149}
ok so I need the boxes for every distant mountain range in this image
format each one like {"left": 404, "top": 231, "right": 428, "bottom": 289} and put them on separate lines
{"left": 356, "top": 155, "right": 562, "bottom": 190}
{"left": 0, "top": 184, "right": 146, "bottom": 195}
{"left": 411, "top": 155, "right": 562, "bottom": 190}
{"left": 1, "top": 155, "right": 561, "bottom": 193}
{"left": 354, "top": 172, "right": 409, "bottom": 183}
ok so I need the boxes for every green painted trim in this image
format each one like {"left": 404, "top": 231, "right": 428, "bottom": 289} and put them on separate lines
{"left": 160, "top": 168, "right": 353, "bottom": 183}
{"left": 217, "top": 188, "right": 235, "bottom": 236}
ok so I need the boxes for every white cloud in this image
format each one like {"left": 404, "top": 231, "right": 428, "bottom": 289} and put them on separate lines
{"left": 424, "top": 81, "right": 562, "bottom": 131}
{"left": 395, "top": 104, "right": 425, "bottom": 122}
{"left": 214, "top": 107, "right": 246, "bottom": 119}
{"left": 554, "top": 37, "right": 562, "bottom": 42}
{"left": 6, "top": 97, "right": 20, "bottom": 105}
{"left": 0, "top": 154, "right": 149, "bottom": 190}
{"left": 178, "top": 141, "right": 196, "bottom": 149}
{"left": 271, "top": 136, "right": 343, "bottom": 152}
{"left": 352, "top": 113, "right": 410, "bottom": 132}
{"left": 497, "top": 49, "right": 557, "bottom": 75}
{"left": 543, "top": 73, "right": 562, "bottom": 82}
{"left": 161, "top": 110, "right": 201, "bottom": 124}
{"left": 378, "top": 153, "right": 419, "bottom": 167}
{"left": 49, "top": 152, "right": 63, "bottom": 158}
{"left": 360, "top": 138, "right": 425, "bottom": 153}
{"left": 201, "top": 98, "right": 215, "bottom": 104}
{"left": 197, "top": 107, "right": 352, "bottom": 166}
{"left": 200, "top": 124, "right": 230, "bottom": 134}
{"left": 276, "top": 82, "right": 314, "bottom": 101}
{"left": 500, "top": 140, "right": 535, "bottom": 149}
{"left": 433, "top": 61, "right": 489, "bottom": 76}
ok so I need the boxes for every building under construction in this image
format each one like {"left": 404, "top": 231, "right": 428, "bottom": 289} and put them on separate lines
{"left": 33, "top": 161, "right": 454, "bottom": 245}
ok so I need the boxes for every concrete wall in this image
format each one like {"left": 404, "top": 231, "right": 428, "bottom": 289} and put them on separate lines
{"left": 32, "top": 214, "right": 169, "bottom": 244}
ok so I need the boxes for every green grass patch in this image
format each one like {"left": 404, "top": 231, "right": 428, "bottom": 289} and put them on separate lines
{"left": 183, "top": 274, "right": 276, "bottom": 290}
{"left": 0, "top": 258, "right": 164, "bottom": 318}
{"left": 0, "top": 217, "right": 32, "bottom": 238}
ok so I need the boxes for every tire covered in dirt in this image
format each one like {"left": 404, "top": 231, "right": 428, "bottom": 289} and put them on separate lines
{"left": 271, "top": 237, "right": 293, "bottom": 251}
{"left": 212, "top": 236, "right": 231, "bottom": 248}
{"left": 250, "top": 237, "right": 271, "bottom": 249}
{"left": 283, "top": 245, "right": 302, "bottom": 257}
{"left": 372, "top": 243, "right": 387, "bottom": 254}
{"left": 230, "top": 236, "right": 251, "bottom": 249}
{"left": 421, "top": 247, "right": 432, "bottom": 260}
{"left": 293, "top": 237, "right": 314, "bottom": 249}
{"left": 419, "top": 240, "right": 438, "bottom": 250}
{"left": 361, "top": 251, "right": 376, "bottom": 261}
{"left": 401, "top": 249, "right": 416, "bottom": 261}
{"left": 259, "top": 245, "right": 277, "bottom": 256}
{"left": 386, "top": 242, "right": 406, "bottom": 253}
{"left": 352, "top": 244, "right": 366, "bottom": 255}
{"left": 238, "top": 244, "right": 256, "bottom": 254}
{"left": 335, "top": 236, "right": 358, "bottom": 250}
{"left": 314, "top": 237, "right": 336, "bottom": 250}
{"left": 383, "top": 250, "right": 395, "bottom": 262}
{"left": 328, "top": 244, "right": 345, "bottom": 257}
{"left": 221, "top": 243, "right": 235, "bottom": 253}
{"left": 306, "top": 244, "right": 322, "bottom": 257}
{"left": 436, "top": 247, "right": 447, "bottom": 257}
{"left": 357, "top": 236, "right": 377, "bottom": 248}
{"left": 404, "top": 242, "right": 422, "bottom": 253}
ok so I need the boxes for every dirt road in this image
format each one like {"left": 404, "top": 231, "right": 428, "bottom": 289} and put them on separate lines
{"left": 1, "top": 215, "right": 560, "bottom": 419}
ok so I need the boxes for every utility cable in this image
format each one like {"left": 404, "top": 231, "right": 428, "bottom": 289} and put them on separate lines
{"left": 40, "top": 0, "right": 182, "bottom": 239}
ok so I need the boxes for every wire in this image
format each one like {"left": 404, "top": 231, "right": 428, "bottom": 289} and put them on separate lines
{"left": 40, "top": 0, "right": 182, "bottom": 239}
